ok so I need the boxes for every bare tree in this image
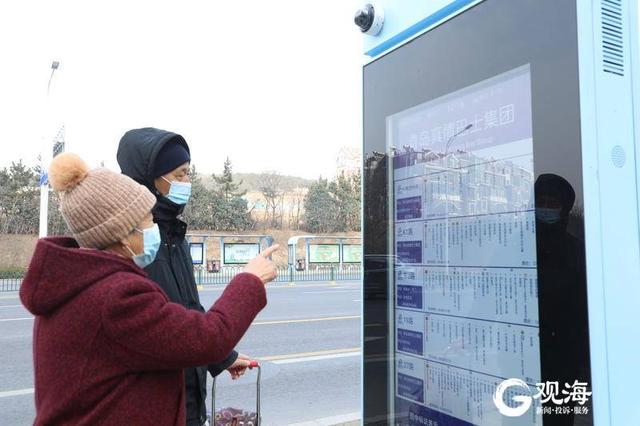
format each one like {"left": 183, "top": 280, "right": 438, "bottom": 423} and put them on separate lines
{"left": 288, "top": 187, "right": 306, "bottom": 230}
{"left": 259, "top": 171, "right": 284, "bottom": 229}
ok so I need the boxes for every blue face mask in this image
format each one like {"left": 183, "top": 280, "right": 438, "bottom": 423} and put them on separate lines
{"left": 161, "top": 176, "right": 191, "bottom": 205}
{"left": 536, "top": 208, "right": 562, "bottom": 224}
{"left": 126, "top": 224, "right": 161, "bottom": 269}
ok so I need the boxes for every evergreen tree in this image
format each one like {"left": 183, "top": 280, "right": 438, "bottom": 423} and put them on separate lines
{"left": 211, "top": 196, "right": 253, "bottom": 231}
{"left": 303, "top": 178, "right": 338, "bottom": 233}
{"left": 212, "top": 158, "right": 252, "bottom": 231}
{"left": 302, "top": 171, "right": 361, "bottom": 233}
{"left": 48, "top": 192, "right": 69, "bottom": 236}
{"left": 350, "top": 170, "right": 362, "bottom": 231}
{"left": 213, "top": 157, "right": 246, "bottom": 201}
{"left": 0, "top": 161, "right": 40, "bottom": 234}
{"left": 183, "top": 161, "right": 253, "bottom": 232}
{"left": 182, "top": 165, "right": 215, "bottom": 230}
{"left": 331, "top": 172, "right": 360, "bottom": 232}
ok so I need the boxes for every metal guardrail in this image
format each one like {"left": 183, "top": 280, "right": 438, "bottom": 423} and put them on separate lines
{"left": 194, "top": 265, "right": 362, "bottom": 285}
{"left": 0, "top": 278, "right": 22, "bottom": 292}
{"left": 0, "top": 266, "right": 362, "bottom": 292}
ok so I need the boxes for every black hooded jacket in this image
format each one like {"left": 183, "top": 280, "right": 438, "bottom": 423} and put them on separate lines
{"left": 117, "top": 127, "right": 237, "bottom": 426}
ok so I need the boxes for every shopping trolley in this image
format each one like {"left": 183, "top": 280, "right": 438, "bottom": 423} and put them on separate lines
{"left": 210, "top": 360, "right": 261, "bottom": 426}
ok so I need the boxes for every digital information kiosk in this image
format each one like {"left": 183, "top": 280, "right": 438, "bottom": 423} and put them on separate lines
{"left": 361, "top": 1, "right": 640, "bottom": 425}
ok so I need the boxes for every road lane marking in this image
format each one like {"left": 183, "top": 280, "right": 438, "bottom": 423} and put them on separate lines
{"left": 0, "top": 305, "right": 23, "bottom": 309}
{"left": 253, "top": 315, "right": 359, "bottom": 326}
{"left": 0, "top": 317, "right": 33, "bottom": 322}
{"left": 0, "top": 295, "right": 20, "bottom": 300}
{"left": 0, "top": 315, "right": 360, "bottom": 324}
{"left": 260, "top": 347, "right": 360, "bottom": 363}
{"left": 0, "top": 281, "right": 362, "bottom": 294}
{"left": 286, "top": 412, "right": 360, "bottom": 426}
{"left": 200, "top": 282, "right": 361, "bottom": 292}
{"left": 0, "top": 351, "right": 362, "bottom": 400}
{"left": 0, "top": 388, "right": 33, "bottom": 399}
{"left": 272, "top": 352, "right": 360, "bottom": 364}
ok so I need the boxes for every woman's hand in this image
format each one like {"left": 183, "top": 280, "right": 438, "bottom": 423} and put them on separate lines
{"left": 227, "top": 353, "right": 253, "bottom": 380}
{"left": 243, "top": 244, "right": 279, "bottom": 284}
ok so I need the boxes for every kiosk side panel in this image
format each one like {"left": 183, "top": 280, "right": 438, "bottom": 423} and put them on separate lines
{"left": 363, "top": 0, "right": 594, "bottom": 424}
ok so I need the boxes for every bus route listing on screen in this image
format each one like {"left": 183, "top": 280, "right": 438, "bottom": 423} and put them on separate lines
{"left": 388, "top": 65, "right": 543, "bottom": 425}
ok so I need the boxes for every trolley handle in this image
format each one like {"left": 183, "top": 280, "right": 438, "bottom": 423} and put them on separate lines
{"left": 212, "top": 360, "right": 261, "bottom": 426}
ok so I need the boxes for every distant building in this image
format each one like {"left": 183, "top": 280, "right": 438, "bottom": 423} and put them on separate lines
{"left": 395, "top": 149, "right": 534, "bottom": 219}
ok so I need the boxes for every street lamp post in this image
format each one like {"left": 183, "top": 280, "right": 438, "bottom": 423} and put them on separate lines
{"left": 38, "top": 61, "right": 60, "bottom": 238}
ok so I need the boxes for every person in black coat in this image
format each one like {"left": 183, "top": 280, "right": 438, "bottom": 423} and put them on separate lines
{"left": 535, "top": 173, "right": 592, "bottom": 425}
{"left": 117, "top": 127, "right": 252, "bottom": 426}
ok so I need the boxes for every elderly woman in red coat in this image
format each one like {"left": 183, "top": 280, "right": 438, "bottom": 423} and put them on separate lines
{"left": 20, "top": 153, "right": 278, "bottom": 425}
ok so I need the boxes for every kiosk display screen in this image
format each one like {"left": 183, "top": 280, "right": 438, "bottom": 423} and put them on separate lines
{"left": 189, "top": 242, "right": 204, "bottom": 265}
{"left": 342, "top": 245, "right": 363, "bottom": 263}
{"left": 309, "top": 244, "right": 341, "bottom": 263}
{"left": 390, "top": 65, "right": 540, "bottom": 425}
{"left": 362, "top": 0, "right": 592, "bottom": 425}
{"left": 224, "top": 243, "right": 260, "bottom": 264}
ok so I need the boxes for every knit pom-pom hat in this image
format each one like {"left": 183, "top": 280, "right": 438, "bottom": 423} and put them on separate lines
{"left": 49, "top": 153, "right": 156, "bottom": 249}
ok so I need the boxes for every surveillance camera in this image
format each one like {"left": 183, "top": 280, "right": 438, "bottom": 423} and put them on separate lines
{"left": 354, "top": 3, "right": 384, "bottom": 36}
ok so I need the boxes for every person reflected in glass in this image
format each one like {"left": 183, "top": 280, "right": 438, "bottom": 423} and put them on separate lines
{"left": 535, "top": 173, "right": 591, "bottom": 425}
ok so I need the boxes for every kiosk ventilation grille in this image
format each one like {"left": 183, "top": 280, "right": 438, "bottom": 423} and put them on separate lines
{"left": 601, "top": 0, "right": 624, "bottom": 76}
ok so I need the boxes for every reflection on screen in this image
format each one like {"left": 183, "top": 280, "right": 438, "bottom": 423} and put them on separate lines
{"left": 389, "top": 65, "right": 542, "bottom": 425}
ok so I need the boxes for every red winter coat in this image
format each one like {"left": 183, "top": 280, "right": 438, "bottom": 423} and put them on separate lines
{"left": 20, "top": 237, "right": 266, "bottom": 426}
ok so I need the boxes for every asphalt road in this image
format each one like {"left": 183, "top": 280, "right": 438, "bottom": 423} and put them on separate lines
{"left": 0, "top": 280, "right": 362, "bottom": 426}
